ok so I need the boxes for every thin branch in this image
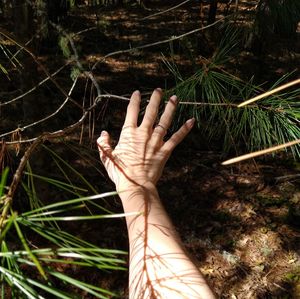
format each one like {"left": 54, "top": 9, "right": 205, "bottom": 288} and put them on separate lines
{"left": 141, "top": 0, "right": 192, "bottom": 20}
{"left": 0, "top": 137, "right": 43, "bottom": 232}
{"left": 50, "top": 22, "right": 101, "bottom": 97}
{"left": 0, "top": 28, "right": 82, "bottom": 110}
{"left": 92, "top": 17, "right": 226, "bottom": 70}
{"left": 0, "top": 104, "right": 91, "bottom": 230}
{"left": 71, "top": 26, "right": 97, "bottom": 36}
{"left": 222, "top": 138, "right": 300, "bottom": 165}
{"left": 11, "top": 32, "right": 36, "bottom": 63}
{"left": 0, "top": 61, "right": 72, "bottom": 106}
{"left": 0, "top": 40, "right": 22, "bottom": 69}
{"left": 4, "top": 102, "right": 94, "bottom": 145}
{"left": 94, "top": 94, "right": 239, "bottom": 106}
{"left": 1, "top": 112, "right": 97, "bottom": 230}
{"left": 94, "top": 94, "right": 281, "bottom": 113}
{"left": 238, "top": 78, "right": 300, "bottom": 107}
{"left": 0, "top": 77, "right": 79, "bottom": 139}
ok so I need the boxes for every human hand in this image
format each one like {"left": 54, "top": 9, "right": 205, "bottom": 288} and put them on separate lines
{"left": 97, "top": 89, "right": 195, "bottom": 192}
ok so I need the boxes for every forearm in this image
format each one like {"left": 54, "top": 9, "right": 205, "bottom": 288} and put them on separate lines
{"left": 119, "top": 183, "right": 216, "bottom": 299}
{"left": 98, "top": 89, "right": 215, "bottom": 298}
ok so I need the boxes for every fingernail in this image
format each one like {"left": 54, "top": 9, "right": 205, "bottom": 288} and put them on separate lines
{"left": 170, "top": 95, "right": 178, "bottom": 103}
{"left": 186, "top": 118, "right": 195, "bottom": 128}
{"left": 133, "top": 90, "right": 140, "bottom": 95}
{"left": 101, "top": 130, "right": 108, "bottom": 136}
{"left": 155, "top": 88, "right": 162, "bottom": 93}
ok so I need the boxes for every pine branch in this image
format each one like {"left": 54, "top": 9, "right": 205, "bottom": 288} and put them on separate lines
{"left": 49, "top": 22, "right": 102, "bottom": 98}
{"left": 0, "top": 137, "right": 42, "bottom": 233}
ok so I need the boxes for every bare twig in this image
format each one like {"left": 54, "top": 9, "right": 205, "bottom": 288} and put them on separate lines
{"left": 141, "top": 0, "right": 192, "bottom": 20}
{"left": 0, "top": 89, "right": 100, "bottom": 230}
{"left": 0, "top": 77, "right": 79, "bottom": 139}
{"left": 0, "top": 40, "right": 22, "bottom": 69}
{"left": 94, "top": 94, "right": 281, "bottom": 114}
{"left": 238, "top": 78, "right": 300, "bottom": 107}
{"left": 0, "top": 108, "right": 91, "bottom": 230}
{"left": 4, "top": 95, "right": 98, "bottom": 145}
{"left": 92, "top": 17, "right": 225, "bottom": 70}
{"left": 49, "top": 22, "right": 101, "bottom": 98}
{"left": 71, "top": 26, "right": 97, "bottom": 36}
{"left": 0, "top": 28, "right": 82, "bottom": 110}
{"left": 275, "top": 174, "right": 300, "bottom": 182}
{"left": 0, "top": 62, "right": 72, "bottom": 106}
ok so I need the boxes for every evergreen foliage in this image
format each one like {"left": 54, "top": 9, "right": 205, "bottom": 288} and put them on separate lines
{"left": 0, "top": 148, "right": 126, "bottom": 298}
{"left": 164, "top": 25, "right": 300, "bottom": 156}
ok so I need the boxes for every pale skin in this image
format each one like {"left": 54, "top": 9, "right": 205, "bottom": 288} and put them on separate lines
{"left": 97, "top": 89, "right": 216, "bottom": 299}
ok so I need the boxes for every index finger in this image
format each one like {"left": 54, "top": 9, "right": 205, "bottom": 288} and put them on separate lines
{"left": 123, "top": 90, "right": 141, "bottom": 127}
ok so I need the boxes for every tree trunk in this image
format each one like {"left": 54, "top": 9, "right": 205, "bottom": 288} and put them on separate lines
{"left": 13, "top": 0, "right": 40, "bottom": 130}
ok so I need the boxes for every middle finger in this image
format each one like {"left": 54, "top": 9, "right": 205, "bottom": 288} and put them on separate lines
{"left": 140, "top": 88, "right": 162, "bottom": 129}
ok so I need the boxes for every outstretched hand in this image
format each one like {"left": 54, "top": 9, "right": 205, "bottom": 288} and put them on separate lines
{"left": 97, "top": 89, "right": 194, "bottom": 191}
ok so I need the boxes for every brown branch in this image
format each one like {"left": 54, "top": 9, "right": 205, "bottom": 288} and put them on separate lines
{"left": 92, "top": 17, "right": 226, "bottom": 70}
{"left": 0, "top": 77, "right": 79, "bottom": 139}
{"left": 141, "top": 0, "right": 192, "bottom": 20}
{"left": 0, "top": 137, "right": 43, "bottom": 232}
{"left": 1, "top": 88, "right": 286, "bottom": 143}
{"left": 0, "top": 61, "right": 72, "bottom": 106}
{"left": 49, "top": 22, "right": 102, "bottom": 98}
{"left": 0, "top": 28, "right": 82, "bottom": 110}
{"left": 94, "top": 94, "right": 282, "bottom": 113}
{"left": 0, "top": 93, "right": 92, "bottom": 231}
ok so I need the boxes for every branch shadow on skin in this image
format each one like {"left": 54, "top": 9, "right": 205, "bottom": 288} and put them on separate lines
{"left": 97, "top": 143, "right": 214, "bottom": 298}
{"left": 127, "top": 191, "right": 212, "bottom": 299}
{"left": 97, "top": 87, "right": 215, "bottom": 298}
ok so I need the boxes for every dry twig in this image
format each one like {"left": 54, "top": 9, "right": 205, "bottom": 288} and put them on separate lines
{"left": 141, "top": 0, "right": 192, "bottom": 20}
{"left": 0, "top": 62, "right": 72, "bottom": 106}
{"left": 0, "top": 28, "right": 82, "bottom": 110}
{"left": 92, "top": 17, "right": 225, "bottom": 70}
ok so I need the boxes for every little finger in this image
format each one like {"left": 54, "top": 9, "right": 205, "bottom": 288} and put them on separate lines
{"left": 162, "top": 118, "right": 195, "bottom": 153}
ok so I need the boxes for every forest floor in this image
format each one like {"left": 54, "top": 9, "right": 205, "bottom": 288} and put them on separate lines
{"left": 1, "top": 0, "right": 300, "bottom": 298}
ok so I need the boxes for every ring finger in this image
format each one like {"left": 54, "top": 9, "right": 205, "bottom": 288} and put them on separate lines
{"left": 151, "top": 95, "right": 178, "bottom": 145}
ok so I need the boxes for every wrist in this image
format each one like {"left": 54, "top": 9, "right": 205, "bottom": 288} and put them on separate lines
{"left": 117, "top": 179, "right": 156, "bottom": 192}
{"left": 117, "top": 181, "right": 158, "bottom": 201}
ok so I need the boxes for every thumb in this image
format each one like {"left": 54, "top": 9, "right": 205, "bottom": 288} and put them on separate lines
{"left": 97, "top": 130, "right": 113, "bottom": 168}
